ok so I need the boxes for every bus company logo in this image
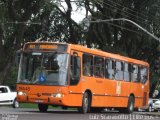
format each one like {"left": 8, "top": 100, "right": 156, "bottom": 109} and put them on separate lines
{"left": 37, "top": 93, "right": 41, "bottom": 97}
{"left": 2, "top": 114, "right": 18, "bottom": 120}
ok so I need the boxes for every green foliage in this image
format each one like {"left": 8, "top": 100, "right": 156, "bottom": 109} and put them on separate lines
{"left": 158, "top": 85, "right": 160, "bottom": 92}
{"left": 1, "top": 0, "right": 160, "bottom": 96}
{"left": 83, "top": 0, "right": 160, "bottom": 95}
{"left": 4, "top": 66, "right": 18, "bottom": 90}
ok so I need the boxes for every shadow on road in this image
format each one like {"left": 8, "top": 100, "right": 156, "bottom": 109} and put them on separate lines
{"left": 21, "top": 108, "right": 120, "bottom": 115}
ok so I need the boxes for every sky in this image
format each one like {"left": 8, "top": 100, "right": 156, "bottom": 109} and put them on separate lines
{"left": 59, "top": 2, "right": 87, "bottom": 23}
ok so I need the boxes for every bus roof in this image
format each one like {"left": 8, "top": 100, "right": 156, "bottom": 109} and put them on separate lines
{"left": 68, "top": 43, "right": 149, "bottom": 67}
{"left": 24, "top": 42, "right": 149, "bottom": 67}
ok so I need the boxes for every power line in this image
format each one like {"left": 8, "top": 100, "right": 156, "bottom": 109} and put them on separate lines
{"left": 105, "top": 0, "right": 160, "bottom": 24}
{"left": 93, "top": 0, "right": 149, "bottom": 27}
{"left": 58, "top": 0, "right": 154, "bottom": 33}
{"left": 59, "top": 0, "right": 160, "bottom": 29}
{"left": 105, "top": 0, "right": 149, "bottom": 20}
{"left": 86, "top": 18, "right": 160, "bottom": 42}
{"left": 89, "top": 0, "right": 145, "bottom": 30}
{"left": 1, "top": 21, "right": 41, "bottom": 25}
{"left": 93, "top": 0, "right": 160, "bottom": 32}
{"left": 104, "top": 22, "right": 140, "bottom": 34}
{"left": 77, "top": 11, "right": 140, "bottom": 34}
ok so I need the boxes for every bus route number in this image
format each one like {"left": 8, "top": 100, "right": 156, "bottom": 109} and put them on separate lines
{"left": 18, "top": 86, "right": 30, "bottom": 91}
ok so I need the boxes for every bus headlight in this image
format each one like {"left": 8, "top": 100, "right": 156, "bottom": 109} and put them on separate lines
{"left": 52, "top": 93, "right": 63, "bottom": 98}
{"left": 18, "top": 91, "right": 27, "bottom": 96}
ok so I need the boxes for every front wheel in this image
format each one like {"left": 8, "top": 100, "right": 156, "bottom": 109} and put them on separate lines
{"left": 79, "top": 92, "right": 90, "bottom": 114}
{"left": 38, "top": 104, "right": 48, "bottom": 112}
{"left": 12, "top": 98, "right": 19, "bottom": 108}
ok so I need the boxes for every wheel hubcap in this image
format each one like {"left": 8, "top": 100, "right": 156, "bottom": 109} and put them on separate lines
{"left": 130, "top": 102, "right": 133, "bottom": 111}
{"left": 15, "top": 101, "right": 19, "bottom": 108}
{"left": 83, "top": 93, "right": 89, "bottom": 113}
{"left": 84, "top": 96, "right": 88, "bottom": 109}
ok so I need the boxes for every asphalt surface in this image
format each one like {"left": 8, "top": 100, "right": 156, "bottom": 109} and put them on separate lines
{"left": 0, "top": 107, "right": 160, "bottom": 120}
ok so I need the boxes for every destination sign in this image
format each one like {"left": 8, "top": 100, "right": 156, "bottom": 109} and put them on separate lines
{"left": 28, "top": 44, "right": 58, "bottom": 50}
{"left": 24, "top": 43, "right": 67, "bottom": 52}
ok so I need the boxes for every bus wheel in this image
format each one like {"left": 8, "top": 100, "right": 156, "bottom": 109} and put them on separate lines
{"left": 126, "top": 96, "right": 134, "bottom": 114}
{"left": 12, "top": 98, "right": 19, "bottom": 108}
{"left": 81, "top": 92, "right": 90, "bottom": 114}
{"left": 148, "top": 105, "right": 152, "bottom": 112}
{"left": 38, "top": 104, "right": 48, "bottom": 112}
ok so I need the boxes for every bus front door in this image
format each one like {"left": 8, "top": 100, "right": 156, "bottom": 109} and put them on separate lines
{"left": 68, "top": 50, "right": 82, "bottom": 106}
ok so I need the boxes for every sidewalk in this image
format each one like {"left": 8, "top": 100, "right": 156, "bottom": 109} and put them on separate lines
{"left": 136, "top": 112, "right": 160, "bottom": 117}
{"left": 145, "top": 112, "right": 160, "bottom": 117}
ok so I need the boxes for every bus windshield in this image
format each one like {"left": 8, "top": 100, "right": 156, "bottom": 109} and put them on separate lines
{"left": 17, "top": 52, "right": 69, "bottom": 86}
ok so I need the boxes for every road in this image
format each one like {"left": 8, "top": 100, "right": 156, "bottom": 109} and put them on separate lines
{"left": 0, "top": 107, "right": 160, "bottom": 120}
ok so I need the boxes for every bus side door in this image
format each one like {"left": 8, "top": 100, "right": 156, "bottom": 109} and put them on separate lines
{"left": 68, "top": 50, "right": 82, "bottom": 106}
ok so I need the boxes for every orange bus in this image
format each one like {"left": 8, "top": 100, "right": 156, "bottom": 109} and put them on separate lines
{"left": 16, "top": 42, "right": 149, "bottom": 113}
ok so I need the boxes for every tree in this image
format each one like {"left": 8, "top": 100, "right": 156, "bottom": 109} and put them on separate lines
{"left": 0, "top": 0, "right": 45, "bottom": 84}
{"left": 0, "top": 0, "right": 82, "bottom": 85}
{"left": 1, "top": 0, "right": 160, "bottom": 96}
{"left": 82, "top": 0, "right": 160, "bottom": 96}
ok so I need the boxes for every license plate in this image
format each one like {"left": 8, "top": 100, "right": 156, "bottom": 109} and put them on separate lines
{"left": 35, "top": 100, "right": 43, "bottom": 103}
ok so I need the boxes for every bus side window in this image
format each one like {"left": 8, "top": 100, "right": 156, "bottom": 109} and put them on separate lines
{"left": 94, "top": 56, "right": 104, "bottom": 78}
{"left": 124, "top": 62, "right": 130, "bottom": 82}
{"left": 105, "top": 59, "right": 115, "bottom": 79}
{"left": 115, "top": 61, "right": 123, "bottom": 80}
{"left": 131, "top": 64, "right": 140, "bottom": 82}
{"left": 83, "top": 54, "right": 93, "bottom": 76}
{"left": 70, "top": 55, "right": 81, "bottom": 85}
{"left": 140, "top": 66, "right": 148, "bottom": 84}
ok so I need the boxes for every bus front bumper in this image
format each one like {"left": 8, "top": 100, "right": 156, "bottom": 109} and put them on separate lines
{"left": 17, "top": 93, "right": 64, "bottom": 105}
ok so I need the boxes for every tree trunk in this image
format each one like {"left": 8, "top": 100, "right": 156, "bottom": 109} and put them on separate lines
{"left": 0, "top": 23, "right": 26, "bottom": 84}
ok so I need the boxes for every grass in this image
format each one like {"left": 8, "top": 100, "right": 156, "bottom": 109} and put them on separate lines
{"left": 19, "top": 103, "right": 63, "bottom": 109}
{"left": 19, "top": 103, "right": 38, "bottom": 108}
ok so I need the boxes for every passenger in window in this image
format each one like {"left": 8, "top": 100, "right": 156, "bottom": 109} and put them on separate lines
{"left": 83, "top": 61, "right": 91, "bottom": 76}
{"left": 105, "top": 63, "right": 109, "bottom": 78}
{"left": 94, "top": 58, "right": 104, "bottom": 77}
{"left": 32, "top": 66, "right": 47, "bottom": 83}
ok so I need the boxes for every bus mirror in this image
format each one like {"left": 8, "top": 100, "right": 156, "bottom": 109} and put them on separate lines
{"left": 16, "top": 49, "right": 22, "bottom": 66}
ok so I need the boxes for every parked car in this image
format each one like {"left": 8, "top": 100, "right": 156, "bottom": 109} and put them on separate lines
{"left": 138, "top": 98, "right": 159, "bottom": 112}
{"left": 148, "top": 98, "right": 159, "bottom": 112}
{"left": 0, "top": 85, "right": 19, "bottom": 108}
{"left": 152, "top": 100, "right": 160, "bottom": 112}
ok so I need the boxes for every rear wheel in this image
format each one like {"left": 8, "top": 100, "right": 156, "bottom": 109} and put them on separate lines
{"left": 38, "top": 104, "right": 48, "bottom": 112}
{"left": 126, "top": 96, "right": 134, "bottom": 114}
